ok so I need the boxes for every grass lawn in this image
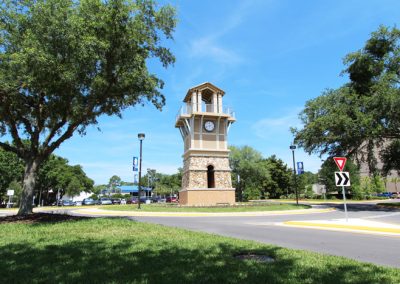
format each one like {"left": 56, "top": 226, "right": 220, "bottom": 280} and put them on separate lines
{"left": 101, "top": 203, "right": 310, "bottom": 212}
{"left": 1, "top": 215, "right": 400, "bottom": 283}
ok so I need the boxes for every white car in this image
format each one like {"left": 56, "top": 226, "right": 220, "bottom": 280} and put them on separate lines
{"left": 98, "top": 198, "right": 112, "bottom": 205}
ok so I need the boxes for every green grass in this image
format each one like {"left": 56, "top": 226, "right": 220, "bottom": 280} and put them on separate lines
{"left": 1, "top": 217, "right": 400, "bottom": 283}
{"left": 101, "top": 203, "right": 310, "bottom": 212}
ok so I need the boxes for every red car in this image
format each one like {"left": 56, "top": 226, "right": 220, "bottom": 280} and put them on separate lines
{"left": 166, "top": 196, "right": 178, "bottom": 203}
{"left": 126, "top": 197, "right": 138, "bottom": 204}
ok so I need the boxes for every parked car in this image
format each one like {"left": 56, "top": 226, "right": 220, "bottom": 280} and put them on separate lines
{"left": 166, "top": 196, "right": 178, "bottom": 203}
{"left": 377, "top": 192, "right": 393, "bottom": 198}
{"left": 98, "top": 198, "right": 112, "bottom": 205}
{"left": 152, "top": 196, "right": 166, "bottom": 203}
{"left": 75, "top": 200, "right": 83, "bottom": 206}
{"left": 111, "top": 198, "right": 121, "bottom": 205}
{"left": 82, "top": 198, "right": 97, "bottom": 205}
{"left": 126, "top": 197, "right": 138, "bottom": 204}
{"left": 140, "top": 196, "right": 149, "bottom": 203}
{"left": 121, "top": 198, "right": 127, "bottom": 205}
{"left": 392, "top": 192, "right": 400, "bottom": 199}
{"left": 58, "top": 199, "right": 75, "bottom": 206}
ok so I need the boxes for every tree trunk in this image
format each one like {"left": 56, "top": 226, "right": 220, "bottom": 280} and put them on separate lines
{"left": 18, "top": 159, "right": 40, "bottom": 215}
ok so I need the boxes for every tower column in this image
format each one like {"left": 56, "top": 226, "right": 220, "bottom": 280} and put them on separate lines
{"left": 218, "top": 94, "right": 223, "bottom": 113}
{"left": 197, "top": 91, "right": 202, "bottom": 112}
{"left": 191, "top": 91, "right": 197, "bottom": 112}
{"left": 212, "top": 92, "right": 218, "bottom": 113}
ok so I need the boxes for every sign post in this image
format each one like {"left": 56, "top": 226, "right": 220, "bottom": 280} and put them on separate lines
{"left": 6, "top": 189, "right": 14, "bottom": 208}
{"left": 297, "top": 162, "right": 304, "bottom": 175}
{"left": 133, "top": 157, "right": 138, "bottom": 172}
{"left": 333, "top": 157, "right": 349, "bottom": 222}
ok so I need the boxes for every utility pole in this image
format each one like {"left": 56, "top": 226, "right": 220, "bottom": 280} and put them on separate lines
{"left": 290, "top": 144, "right": 299, "bottom": 205}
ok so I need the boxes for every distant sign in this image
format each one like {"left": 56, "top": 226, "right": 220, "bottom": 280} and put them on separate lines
{"left": 297, "top": 162, "right": 304, "bottom": 174}
{"left": 133, "top": 156, "right": 138, "bottom": 171}
{"left": 335, "top": 172, "right": 350, "bottom": 186}
{"left": 7, "top": 190, "right": 14, "bottom": 196}
{"left": 333, "top": 157, "right": 347, "bottom": 171}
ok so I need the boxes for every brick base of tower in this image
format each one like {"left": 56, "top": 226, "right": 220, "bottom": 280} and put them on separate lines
{"left": 179, "top": 189, "right": 235, "bottom": 206}
{"left": 178, "top": 151, "right": 236, "bottom": 206}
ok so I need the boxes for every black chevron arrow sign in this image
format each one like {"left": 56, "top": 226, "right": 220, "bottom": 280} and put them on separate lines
{"left": 335, "top": 172, "right": 351, "bottom": 186}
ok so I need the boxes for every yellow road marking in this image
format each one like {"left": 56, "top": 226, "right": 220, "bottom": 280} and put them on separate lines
{"left": 284, "top": 221, "right": 400, "bottom": 234}
{"left": 71, "top": 207, "right": 335, "bottom": 217}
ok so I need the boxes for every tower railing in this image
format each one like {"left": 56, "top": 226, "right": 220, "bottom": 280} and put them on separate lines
{"left": 176, "top": 104, "right": 235, "bottom": 122}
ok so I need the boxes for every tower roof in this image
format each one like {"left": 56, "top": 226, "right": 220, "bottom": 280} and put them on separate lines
{"left": 183, "top": 82, "right": 225, "bottom": 102}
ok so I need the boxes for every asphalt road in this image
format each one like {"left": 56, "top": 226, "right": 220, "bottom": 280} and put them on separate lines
{"left": 133, "top": 203, "right": 400, "bottom": 268}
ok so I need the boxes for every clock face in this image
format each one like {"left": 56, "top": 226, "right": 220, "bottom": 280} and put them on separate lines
{"left": 204, "top": 120, "right": 215, "bottom": 132}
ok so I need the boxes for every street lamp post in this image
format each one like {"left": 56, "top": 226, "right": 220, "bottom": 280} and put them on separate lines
{"left": 290, "top": 145, "right": 299, "bottom": 205}
{"left": 237, "top": 174, "right": 241, "bottom": 202}
{"left": 137, "top": 133, "right": 145, "bottom": 209}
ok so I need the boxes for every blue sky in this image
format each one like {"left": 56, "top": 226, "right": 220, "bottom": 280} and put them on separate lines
{"left": 54, "top": 0, "right": 399, "bottom": 184}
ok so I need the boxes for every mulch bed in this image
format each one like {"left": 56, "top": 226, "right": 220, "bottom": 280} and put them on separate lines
{"left": 0, "top": 213, "right": 89, "bottom": 224}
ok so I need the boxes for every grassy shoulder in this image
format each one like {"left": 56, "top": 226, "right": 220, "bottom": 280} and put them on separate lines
{"left": 1, "top": 216, "right": 399, "bottom": 283}
{"left": 100, "top": 203, "right": 310, "bottom": 212}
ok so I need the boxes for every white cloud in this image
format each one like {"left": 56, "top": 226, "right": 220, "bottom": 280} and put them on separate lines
{"left": 252, "top": 113, "right": 300, "bottom": 140}
{"left": 186, "top": 1, "right": 269, "bottom": 65}
{"left": 189, "top": 36, "right": 243, "bottom": 64}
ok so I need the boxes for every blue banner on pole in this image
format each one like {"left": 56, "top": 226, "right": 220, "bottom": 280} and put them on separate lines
{"left": 133, "top": 156, "right": 138, "bottom": 171}
{"left": 297, "top": 162, "right": 304, "bottom": 174}
{"left": 133, "top": 173, "right": 138, "bottom": 184}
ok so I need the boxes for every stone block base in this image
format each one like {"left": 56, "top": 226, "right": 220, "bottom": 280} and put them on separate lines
{"left": 179, "top": 189, "right": 235, "bottom": 206}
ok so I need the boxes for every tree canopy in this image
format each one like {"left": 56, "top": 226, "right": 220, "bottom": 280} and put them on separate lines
{"left": 0, "top": 0, "right": 176, "bottom": 214}
{"left": 0, "top": 147, "right": 24, "bottom": 203}
{"left": 229, "top": 146, "right": 300, "bottom": 200}
{"left": 293, "top": 26, "right": 400, "bottom": 174}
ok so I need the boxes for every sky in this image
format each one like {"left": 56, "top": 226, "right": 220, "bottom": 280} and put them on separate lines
{"left": 53, "top": 0, "right": 400, "bottom": 185}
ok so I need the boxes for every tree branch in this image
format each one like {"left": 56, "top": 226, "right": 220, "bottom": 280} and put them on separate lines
{"left": 0, "top": 141, "right": 20, "bottom": 156}
{"left": 42, "top": 118, "right": 67, "bottom": 148}
{"left": 42, "top": 122, "right": 80, "bottom": 158}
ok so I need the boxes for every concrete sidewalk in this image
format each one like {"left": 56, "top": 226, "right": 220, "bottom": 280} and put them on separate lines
{"left": 283, "top": 218, "right": 400, "bottom": 236}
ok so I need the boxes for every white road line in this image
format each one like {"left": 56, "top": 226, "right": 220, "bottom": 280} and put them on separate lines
{"left": 363, "top": 212, "right": 400, "bottom": 219}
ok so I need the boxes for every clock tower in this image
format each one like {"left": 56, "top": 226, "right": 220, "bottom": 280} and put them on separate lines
{"left": 175, "top": 82, "right": 236, "bottom": 205}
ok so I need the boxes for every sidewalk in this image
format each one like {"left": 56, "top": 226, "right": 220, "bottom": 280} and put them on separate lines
{"left": 283, "top": 218, "right": 400, "bottom": 236}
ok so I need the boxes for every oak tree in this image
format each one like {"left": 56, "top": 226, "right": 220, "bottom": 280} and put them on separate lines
{"left": 0, "top": 0, "right": 176, "bottom": 214}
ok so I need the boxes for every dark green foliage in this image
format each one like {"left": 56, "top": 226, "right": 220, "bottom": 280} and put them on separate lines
{"left": 297, "top": 171, "right": 318, "bottom": 197}
{"left": 263, "top": 155, "right": 292, "bottom": 199}
{"left": 36, "top": 155, "right": 94, "bottom": 203}
{"left": 0, "top": 148, "right": 93, "bottom": 205}
{"left": 108, "top": 175, "right": 122, "bottom": 193}
{"left": 0, "top": 147, "right": 24, "bottom": 203}
{"left": 293, "top": 26, "right": 400, "bottom": 175}
{"left": 381, "top": 140, "right": 400, "bottom": 175}
{"left": 229, "top": 146, "right": 294, "bottom": 200}
{"left": 0, "top": 0, "right": 176, "bottom": 214}
{"left": 229, "top": 146, "right": 266, "bottom": 200}
{"left": 150, "top": 169, "right": 182, "bottom": 196}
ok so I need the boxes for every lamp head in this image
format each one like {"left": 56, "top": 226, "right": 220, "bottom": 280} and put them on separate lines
{"left": 138, "top": 133, "right": 145, "bottom": 141}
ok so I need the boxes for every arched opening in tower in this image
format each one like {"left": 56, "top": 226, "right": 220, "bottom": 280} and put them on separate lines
{"left": 207, "top": 165, "right": 215, "bottom": 188}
